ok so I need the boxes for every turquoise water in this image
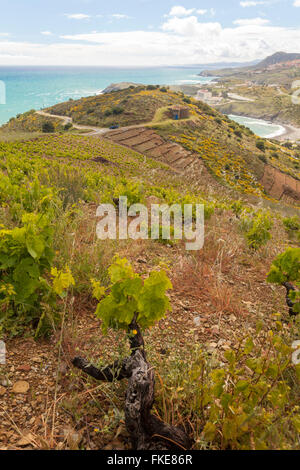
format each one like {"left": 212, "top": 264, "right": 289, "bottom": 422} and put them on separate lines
{"left": 228, "top": 114, "right": 285, "bottom": 139}
{"left": 0, "top": 66, "right": 215, "bottom": 125}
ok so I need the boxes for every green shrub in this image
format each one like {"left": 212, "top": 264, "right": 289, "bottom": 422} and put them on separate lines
{"left": 256, "top": 140, "right": 265, "bottom": 152}
{"left": 40, "top": 167, "right": 90, "bottom": 209}
{"left": 267, "top": 247, "right": 300, "bottom": 313}
{"left": 230, "top": 200, "right": 244, "bottom": 216}
{"left": 112, "top": 106, "right": 124, "bottom": 115}
{"left": 241, "top": 211, "right": 273, "bottom": 250}
{"left": 64, "top": 122, "right": 73, "bottom": 131}
{"left": 113, "top": 180, "right": 145, "bottom": 207}
{"left": 42, "top": 121, "right": 55, "bottom": 133}
{"left": 92, "top": 256, "right": 172, "bottom": 333}
{"left": 259, "top": 154, "right": 267, "bottom": 164}
{"left": 234, "top": 130, "right": 243, "bottom": 138}
{"left": 283, "top": 216, "right": 300, "bottom": 233}
{"left": 187, "top": 328, "right": 300, "bottom": 449}
{"left": 0, "top": 213, "right": 55, "bottom": 335}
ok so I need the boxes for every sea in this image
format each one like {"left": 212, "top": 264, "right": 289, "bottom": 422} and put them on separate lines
{"left": 0, "top": 66, "right": 285, "bottom": 138}
{"left": 228, "top": 114, "right": 285, "bottom": 139}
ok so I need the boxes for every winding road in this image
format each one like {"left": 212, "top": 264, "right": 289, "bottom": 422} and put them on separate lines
{"left": 36, "top": 110, "right": 108, "bottom": 136}
{"left": 36, "top": 110, "right": 163, "bottom": 136}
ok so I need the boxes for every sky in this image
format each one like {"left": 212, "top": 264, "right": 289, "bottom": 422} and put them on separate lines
{"left": 0, "top": 0, "right": 300, "bottom": 66}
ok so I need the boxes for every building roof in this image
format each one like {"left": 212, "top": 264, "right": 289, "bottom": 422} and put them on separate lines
{"left": 169, "top": 105, "right": 190, "bottom": 110}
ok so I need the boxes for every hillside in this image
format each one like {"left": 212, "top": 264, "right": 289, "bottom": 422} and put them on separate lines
{"left": 43, "top": 85, "right": 191, "bottom": 128}
{"left": 0, "top": 86, "right": 300, "bottom": 451}
{"left": 199, "top": 51, "right": 300, "bottom": 89}
{"left": 256, "top": 52, "right": 300, "bottom": 68}
{"left": 196, "top": 52, "right": 300, "bottom": 129}
{"left": 3, "top": 85, "right": 300, "bottom": 200}
{"left": 211, "top": 83, "right": 300, "bottom": 128}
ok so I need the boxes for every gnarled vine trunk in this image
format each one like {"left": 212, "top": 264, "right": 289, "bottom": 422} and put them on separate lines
{"left": 72, "top": 321, "right": 192, "bottom": 450}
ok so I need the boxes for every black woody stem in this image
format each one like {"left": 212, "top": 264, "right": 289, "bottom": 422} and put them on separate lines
{"left": 72, "top": 316, "right": 192, "bottom": 450}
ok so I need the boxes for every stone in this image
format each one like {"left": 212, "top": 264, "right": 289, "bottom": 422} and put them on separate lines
{"left": 0, "top": 378, "right": 11, "bottom": 387}
{"left": 63, "top": 428, "right": 82, "bottom": 450}
{"left": 12, "top": 381, "right": 30, "bottom": 394}
{"left": 17, "top": 365, "right": 31, "bottom": 372}
{"left": 32, "top": 357, "right": 42, "bottom": 363}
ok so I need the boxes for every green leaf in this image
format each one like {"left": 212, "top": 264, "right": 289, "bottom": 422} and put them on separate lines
{"left": 267, "top": 248, "right": 300, "bottom": 285}
{"left": 235, "top": 380, "right": 250, "bottom": 393}
{"left": 94, "top": 257, "right": 172, "bottom": 333}
{"left": 203, "top": 422, "right": 216, "bottom": 442}
{"left": 26, "top": 234, "right": 44, "bottom": 259}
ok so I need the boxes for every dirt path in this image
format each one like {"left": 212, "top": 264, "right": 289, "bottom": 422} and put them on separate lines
{"left": 227, "top": 93, "right": 254, "bottom": 102}
{"left": 36, "top": 110, "right": 197, "bottom": 137}
{"left": 36, "top": 111, "right": 108, "bottom": 136}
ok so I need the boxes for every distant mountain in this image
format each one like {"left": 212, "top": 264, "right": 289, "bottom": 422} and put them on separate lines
{"left": 199, "top": 51, "right": 300, "bottom": 78}
{"left": 172, "top": 60, "right": 259, "bottom": 69}
{"left": 255, "top": 51, "right": 300, "bottom": 68}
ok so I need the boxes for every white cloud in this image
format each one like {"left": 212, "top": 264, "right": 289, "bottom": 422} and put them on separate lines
{"left": 294, "top": 0, "right": 300, "bottom": 6}
{"left": 233, "top": 17, "right": 270, "bottom": 25}
{"left": 0, "top": 15, "right": 300, "bottom": 67}
{"left": 111, "top": 14, "right": 131, "bottom": 19}
{"left": 0, "top": 33, "right": 10, "bottom": 37}
{"left": 240, "top": 1, "right": 268, "bottom": 6}
{"left": 162, "top": 16, "right": 222, "bottom": 38}
{"left": 41, "top": 31, "right": 53, "bottom": 36}
{"left": 166, "top": 6, "right": 212, "bottom": 18}
{"left": 169, "top": 6, "right": 196, "bottom": 17}
{"left": 65, "top": 14, "right": 90, "bottom": 20}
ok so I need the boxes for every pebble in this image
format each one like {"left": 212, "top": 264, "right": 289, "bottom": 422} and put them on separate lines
{"left": 17, "top": 365, "right": 31, "bottom": 372}
{"left": 0, "top": 378, "right": 12, "bottom": 387}
{"left": 12, "top": 381, "right": 30, "bottom": 394}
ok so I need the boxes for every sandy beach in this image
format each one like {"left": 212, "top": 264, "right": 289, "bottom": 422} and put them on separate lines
{"left": 275, "top": 123, "right": 300, "bottom": 142}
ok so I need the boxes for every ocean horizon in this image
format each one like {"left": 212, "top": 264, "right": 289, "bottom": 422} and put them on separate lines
{"left": 0, "top": 66, "right": 286, "bottom": 138}
{"left": 0, "top": 65, "right": 215, "bottom": 126}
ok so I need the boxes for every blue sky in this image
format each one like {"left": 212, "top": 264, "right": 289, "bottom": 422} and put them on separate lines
{"left": 0, "top": 1, "right": 300, "bottom": 65}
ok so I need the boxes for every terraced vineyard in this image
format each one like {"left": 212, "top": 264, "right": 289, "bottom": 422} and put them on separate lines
{"left": 0, "top": 134, "right": 177, "bottom": 181}
{"left": 106, "top": 126, "right": 202, "bottom": 172}
{"left": 104, "top": 120, "right": 300, "bottom": 204}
